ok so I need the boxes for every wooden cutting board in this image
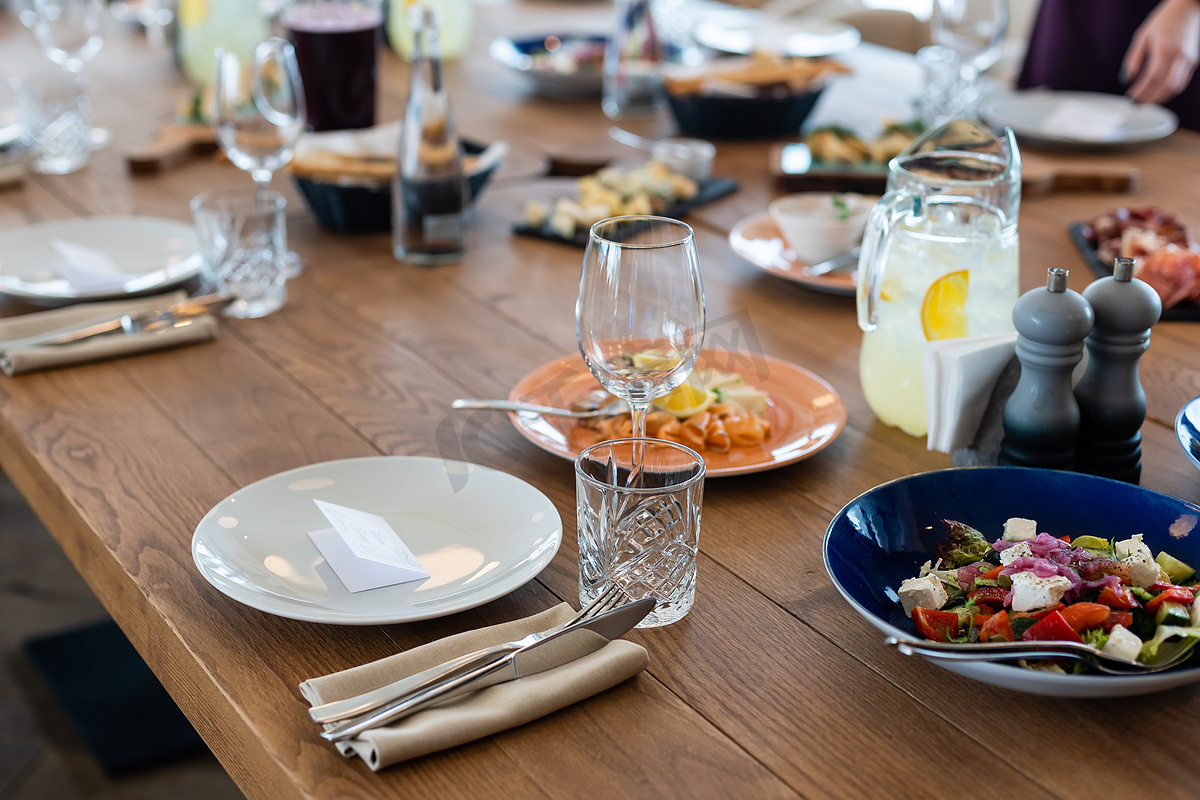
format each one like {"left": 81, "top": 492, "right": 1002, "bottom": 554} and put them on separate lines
{"left": 770, "top": 143, "right": 1140, "bottom": 195}
{"left": 124, "top": 123, "right": 218, "bottom": 174}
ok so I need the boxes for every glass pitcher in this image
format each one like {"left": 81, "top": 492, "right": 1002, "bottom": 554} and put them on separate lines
{"left": 856, "top": 118, "right": 1021, "bottom": 437}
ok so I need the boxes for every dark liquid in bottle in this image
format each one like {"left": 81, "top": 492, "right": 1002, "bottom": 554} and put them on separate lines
{"left": 283, "top": 4, "right": 382, "bottom": 132}
{"left": 397, "top": 177, "right": 467, "bottom": 263}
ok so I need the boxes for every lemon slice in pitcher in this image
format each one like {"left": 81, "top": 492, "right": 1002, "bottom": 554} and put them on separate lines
{"left": 921, "top": 270, "right": 969, "bottom": 340}
{"left": 654, "top": 383, "right": 716, "bottom": 418}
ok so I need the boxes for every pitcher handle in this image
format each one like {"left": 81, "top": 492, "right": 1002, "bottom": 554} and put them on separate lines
{"left": 856, "top": 189, "right": 920, "bottom": 332}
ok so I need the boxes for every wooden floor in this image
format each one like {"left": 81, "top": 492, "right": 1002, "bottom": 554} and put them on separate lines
{"left": 0, "top": 469, "right": 245, "bottom": 800}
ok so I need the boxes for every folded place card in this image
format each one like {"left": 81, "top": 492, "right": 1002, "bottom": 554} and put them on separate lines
{"left": 50, "top": 239, "right": 129, "bottom": 292}
{"left": 309, "top": 500, "right": 430, "bottom": 593}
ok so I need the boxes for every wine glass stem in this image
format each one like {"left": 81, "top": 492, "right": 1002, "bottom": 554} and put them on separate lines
{"left": 627, "top": 402, "right": 649, "bottom": 488}
{"left": 252, "top": 170, "right": 273, "bottom": 198}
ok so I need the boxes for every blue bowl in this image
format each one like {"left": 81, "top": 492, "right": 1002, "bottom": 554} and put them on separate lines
{"left": 824, "top": 466, "right": 1200, "bottom": 696}
{"left": 292, "top": 140, "right": 499, "bottom": 234}
{"left": 666, "top": 86, "right": 823, "bottom": 140}
{"left": 1177, "top": 396, "right": 1200, "bottom": 472}
{"left": 489, "top": 33, "right": 606, "bottom": 98}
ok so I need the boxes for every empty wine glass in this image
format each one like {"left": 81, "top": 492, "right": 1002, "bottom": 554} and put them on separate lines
{"left": 576, "top": 216, "right": 705, "bottom": 464}
{"left": 212, "top": 38, "right": 306, "bottom": 275}
{"left": 30, "top": 0, "right": 108, "bottom": 154}
{"left": 930, "top": 0, "right": 1007, "bottom": 108}
{"left": 32, "top": 0, "right": 104, "bottom": 74}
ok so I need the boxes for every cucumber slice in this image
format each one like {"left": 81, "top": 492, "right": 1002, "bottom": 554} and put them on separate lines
{"left": 1155, "top": 601, "right": 1192, "bottom": 627}
{"left": 1155, "top": 551, "right": 1196, "bottom": 583}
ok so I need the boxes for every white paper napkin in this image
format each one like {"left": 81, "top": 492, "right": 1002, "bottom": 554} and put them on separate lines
{"left": 924, "top": 332, "right": 1018, "bottom": 453}
{"left": 295, "top": 122, "right": 402, "bottom": 159}
{"left": 50, "top": 238, "right": 129, "bottom": 293}
{"left": 1041, "top": 98, "right": 1134, "bottom": 141}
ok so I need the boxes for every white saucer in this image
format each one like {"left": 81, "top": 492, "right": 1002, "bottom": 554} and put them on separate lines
{"left": 978, "top": 90, "right": 1178, "bottom": 150}
{"left": 0, "top": 215, "right": 203, "bottom": 304}
{"left": 191, "top": 457, "right": 563, "bottom": 625}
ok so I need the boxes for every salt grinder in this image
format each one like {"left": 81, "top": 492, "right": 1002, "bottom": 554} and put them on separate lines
{"left": 1073, "top": 258, "right": 1162, "bottom": 483}
{"left": 999, "top": 268, "right": 1095, "bottom": 469}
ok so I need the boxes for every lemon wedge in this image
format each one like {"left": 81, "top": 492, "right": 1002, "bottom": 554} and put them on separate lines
{"left": 631, "top": 352, "right": 683, "bottom": 371}
{"left": 654, "top": 383, "right": 716, "bottom": 418}
{"left": 921, "top": 270, "right": 969, "bottom": 340}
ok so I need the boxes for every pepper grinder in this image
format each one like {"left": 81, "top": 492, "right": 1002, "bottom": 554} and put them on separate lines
{"left": 999, "top": 268, "right": 1095, "bottom": 469}
{"left": 1073, "top": 257, "right": 1162, "bottom": 483}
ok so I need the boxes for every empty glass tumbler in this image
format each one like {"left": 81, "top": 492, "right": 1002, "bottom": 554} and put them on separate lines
{"left": 576, "top": 437, "right": 705, "bottom": 627}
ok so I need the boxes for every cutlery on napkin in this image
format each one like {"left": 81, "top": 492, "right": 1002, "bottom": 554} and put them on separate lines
{"left": 0, "top": 290, "right": 221, "bottom": 376}
{"left": 299, "top": 603, "right": 650, "bottom": 770}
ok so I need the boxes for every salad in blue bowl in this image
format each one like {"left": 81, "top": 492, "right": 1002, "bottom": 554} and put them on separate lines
{"left": 824, "top": 467, "right": 1200, "bottom": 697}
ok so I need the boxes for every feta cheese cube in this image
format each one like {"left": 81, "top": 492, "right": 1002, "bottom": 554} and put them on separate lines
{"left": 1101, "top": 624, "right": 1144, "bottom": 662}
{"left": 1009, "top": 572, "right": 1072, "bottom": 612}
{"left": 999, "top": 540, "right": 1034, "bottom": 566}
{"left": 897, "top": 574, "right": 948, "bottom": 616}
{"left": 1115, "top": 534, "right": 1159, "bottom": 588}
{"left": 1003, "top": 518, "right": 1038, "bottom": 542}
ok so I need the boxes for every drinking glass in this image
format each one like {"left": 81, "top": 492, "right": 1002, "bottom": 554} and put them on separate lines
{"left": 191, "top": 189, "right": 289, "bottom": 319}
{"left": 30, "top": 0, "right": 107, "bottom": 155}
{"left": 576, "top": 216, "right": 705, "bottom": 452}
{"left": 213, "top": 38, "right": 306, "bottom": 196}
{"left": 282, "top": 0, "right": 384, "bottom": 132}
{"left": 930, "top": 0, "right": 1007, "bottom": 107}
{"left": 576, "top": 438, "right": 705, "bottom": 628}
{"left": 212, "top": 38, "right": 306, "bottom": 275}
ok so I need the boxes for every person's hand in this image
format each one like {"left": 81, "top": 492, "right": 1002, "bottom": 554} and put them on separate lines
{"left": 1123, "top": 0, "right": 1200, "bottom": 104}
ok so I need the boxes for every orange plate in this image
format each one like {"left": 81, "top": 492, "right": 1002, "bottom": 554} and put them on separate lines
{"left": 507, "top": 349, "right": 847, "bottom": 477}
{"left": 729, "top": 211, "right": 857, "bottom": 296}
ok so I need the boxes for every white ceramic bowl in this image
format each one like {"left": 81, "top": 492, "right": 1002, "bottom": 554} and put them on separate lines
{"left": 652, "top": 137, "right": 716, "bottom": 181}
{"left": 767, "top": 192, "right": 872, "bottom": 265}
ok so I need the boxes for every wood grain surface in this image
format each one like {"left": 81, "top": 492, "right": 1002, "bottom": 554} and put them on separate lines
{"left": 1, "top": 5, "right": 1198, "bottom": 800}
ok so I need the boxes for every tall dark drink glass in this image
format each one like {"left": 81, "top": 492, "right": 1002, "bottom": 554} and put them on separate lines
{"left": 282, "top": 0, "right": 383, "bottom": 131}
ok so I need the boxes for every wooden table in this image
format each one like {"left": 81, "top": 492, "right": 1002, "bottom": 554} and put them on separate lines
{"left": 2, "top": 4, "right": 1199, "bottom": 799}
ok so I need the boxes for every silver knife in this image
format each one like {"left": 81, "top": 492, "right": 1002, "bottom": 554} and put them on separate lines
{"left": 319, "top": 598, "right": 654, "bottom": 742}
{"left": 0, "top": 293, "right": 232, "bottom": 353}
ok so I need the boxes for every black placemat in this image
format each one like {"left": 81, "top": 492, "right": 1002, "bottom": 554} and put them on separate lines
{"left": 513, "top": 177, "right": 740, "bottom": 247}
{"left": 1067, "top": 222, "right": 1200, "bottom": 321}
{"left": 24, "top": 620, "right": 205, "bottom": 774}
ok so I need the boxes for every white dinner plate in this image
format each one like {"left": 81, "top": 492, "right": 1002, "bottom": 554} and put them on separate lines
{"left": 191, "top": 457, "right": 563, "bottom": 625}
{"left": 693, "top": 11, "right": 860, "bottom": 58}
{"left": 978, "top": 89, "right": 1178, "bottom": 150}
{"left": 0, "top": 215, "right": 203, "bottom": 304}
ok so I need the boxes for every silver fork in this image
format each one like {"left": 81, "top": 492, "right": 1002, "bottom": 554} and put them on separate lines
{"left": 886, "top": 636, "right": 1198, "bottom": 675}
{"left": 450, "top": 398, "right": 630, "bottom": 418}
{"left": 308, "top": 584, "right": 626, "bottom": 724}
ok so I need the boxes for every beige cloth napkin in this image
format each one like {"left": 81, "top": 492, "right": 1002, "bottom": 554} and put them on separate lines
{"left": 0, "top": 290, "right": 218, "bottom": 376}
{"left": 299, "top": 604, "right": 649, "bottom": 771}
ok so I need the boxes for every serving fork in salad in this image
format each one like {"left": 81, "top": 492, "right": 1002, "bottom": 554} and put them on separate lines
{"left": 886, "top": 636, "right": 1198, "bottom": 675}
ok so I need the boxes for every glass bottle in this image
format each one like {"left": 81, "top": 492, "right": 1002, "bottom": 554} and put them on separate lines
{"left": 602, "top": 0, "right": 662, "bottom": 120}
{"left": 392, "top": 3, "right": 467, "bottom": 266}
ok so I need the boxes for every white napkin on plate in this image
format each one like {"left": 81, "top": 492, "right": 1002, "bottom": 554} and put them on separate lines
{"left": 924, "top": 332, "right": 1018, "bottom": 453}
{"left": 1041, "top": 98, "right": 1134, "bottom": 141}
{"left": 49, "top": 238, "right": 129, "bottom": 293}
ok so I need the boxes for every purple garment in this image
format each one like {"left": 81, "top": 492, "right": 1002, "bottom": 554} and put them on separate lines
{"left": 1018, "top": 0, "right": 1200, "bottom": 130}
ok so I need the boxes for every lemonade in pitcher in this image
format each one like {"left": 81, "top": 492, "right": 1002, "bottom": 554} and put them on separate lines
{"left": 857, "top": 120, "right": 1021, "bottom": 437}
{"left": 859, "top": 205, "right": 1018, "bottom": 435}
